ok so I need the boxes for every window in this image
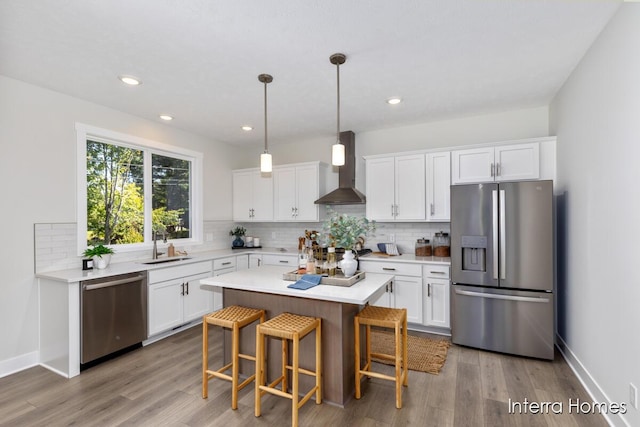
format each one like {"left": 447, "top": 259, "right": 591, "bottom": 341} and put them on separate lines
{"left": 77, "top": 124, "right": 202, "bottom": 253}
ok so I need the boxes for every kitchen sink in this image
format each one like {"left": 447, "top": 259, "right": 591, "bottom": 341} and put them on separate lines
{"left": 139, "top": 257, "right": 192, "bottom": 265}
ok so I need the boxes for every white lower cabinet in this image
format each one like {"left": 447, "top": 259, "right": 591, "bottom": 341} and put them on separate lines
{"left": 359, "top": 260, "right": 423, "bottom": 324}
{"left": 422, "top": 264, "right": 451, "bottom": 328}
{"left": 262, "top": 253, "right": 297, "bottom": 267}
{"left": 148, "top": 261, "right": 214, "bottom": 337}
{"left": 249, "top": 254, "right": 262, "bottom": 268}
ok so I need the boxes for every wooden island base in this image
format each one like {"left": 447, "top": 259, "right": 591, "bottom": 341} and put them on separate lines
{"left": 223, "top": 288, "right": 361, "bottom": 407}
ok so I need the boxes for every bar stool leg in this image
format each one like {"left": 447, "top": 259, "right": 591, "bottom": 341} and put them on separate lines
{"left": 292, "top": 333, "right": 300, "bottom": 427}
{"left": 282, "top": 338, "right": 288, "bottom": 393}
{"left": 231, "top": 322, "right": 240, "bottom": 410}
{"left": 315, "top": 322, "right": 322, "bottom": 404}
{"left": 255, "top": 326, "right": 263, "bottom": 418}
{"left": 403, "top": 313, "right": 409, "bottom": 387}
{"left": 395, "top": 322, "right": 402, "bottom": 409}
{"left": 366, "top": 324, "right": 371, "bottom": 370}
{"left": 202, "top": 317, "right": 209, "bottom": 399}
{"left": 354, "top": 316, "right": 361, "bottom": 399}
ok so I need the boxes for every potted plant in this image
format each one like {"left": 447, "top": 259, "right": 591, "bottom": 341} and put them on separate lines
{"left": 322, "top": 209, "right": 375, "bottom": 277}
{"left": 83, "top": 244, "right": 115, "bottom": 269}
{"left": 229, "top": 226, "right": 247, "bottom": 248}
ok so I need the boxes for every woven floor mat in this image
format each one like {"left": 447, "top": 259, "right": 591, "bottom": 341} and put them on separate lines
{"left": 369, "top": 329, "right": 451, "bottom": 375}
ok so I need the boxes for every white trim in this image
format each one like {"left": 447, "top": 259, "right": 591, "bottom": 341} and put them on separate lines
{"left": 556, "top": 334, "right": 631, "bottom": 427}
{"left": 75, "top": 123, "right": 204, "bottom": 255}
{"left": 0, "top": 351, "right": 39, "bottom": 379}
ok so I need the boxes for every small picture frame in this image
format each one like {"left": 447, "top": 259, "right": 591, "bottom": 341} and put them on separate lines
{"left": 82, "top": 258, "right": 93, "bottom": 271}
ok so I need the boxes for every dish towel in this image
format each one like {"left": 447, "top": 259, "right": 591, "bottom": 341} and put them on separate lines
{"left": 287, "top": 274, "right": 323, "bottom": 290}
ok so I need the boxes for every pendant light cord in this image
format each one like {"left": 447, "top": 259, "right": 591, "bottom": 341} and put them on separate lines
{"left": 264, "top": 79, "right": 268, "bottom": 153}
{"left": 336, "top": 60, "right": 340, "bottom": 142}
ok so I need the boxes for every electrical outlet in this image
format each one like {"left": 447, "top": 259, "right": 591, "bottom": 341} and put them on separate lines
{"left": 631, "top": 383, "right": 638, "bottom": 409}
{"left": 389, "top": 234, "right": 395, "bottom": 242}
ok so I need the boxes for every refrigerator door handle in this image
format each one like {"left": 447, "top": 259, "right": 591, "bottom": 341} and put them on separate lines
{"left": 454, "top": 289, "right": 550, "bottom": 303}
{"left": 492, "top": 190, "right": 499, "bottom": 279}
{"left": 499, "top": 189, "right": 506, "bottom": 280}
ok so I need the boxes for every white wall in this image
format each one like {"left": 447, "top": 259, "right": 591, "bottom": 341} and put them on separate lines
{"left": 550, "top": 5, "right": 640, "bottom": 427}
{"left": 0, "top": 75, "right": 240, "bottom": 370}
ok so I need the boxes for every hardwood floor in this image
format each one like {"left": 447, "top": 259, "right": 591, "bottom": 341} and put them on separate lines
{"left": 0, "top": 325, "right": 607, "bottom": 427}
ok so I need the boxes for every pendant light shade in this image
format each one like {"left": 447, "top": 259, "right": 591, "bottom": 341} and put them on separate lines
{"left": 258, "top": 73, "right": 273, "bottom": 173}
{"left": 331, "top": 53, "right": 346, "bottom": 167}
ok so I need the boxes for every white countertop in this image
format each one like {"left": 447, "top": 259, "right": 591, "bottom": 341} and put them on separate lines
{"left": 35, "top": 247, "right": 449, "bottom": 283}
{"left": 201, "top": 265, "right": 393, "bottom": 305}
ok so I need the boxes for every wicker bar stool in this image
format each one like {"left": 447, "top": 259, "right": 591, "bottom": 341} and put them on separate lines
{"left": 354, "top": 305, "right": 408, "bottom": 409}
{"left": 254, "top": 312, "right": 322, "bottom": 427}
{"left": 202, "top": 305, "right": 265, "bottom": 409}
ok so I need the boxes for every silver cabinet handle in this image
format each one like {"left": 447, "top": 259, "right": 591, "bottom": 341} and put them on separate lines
{"left": 428, "top": 283, "right": 431, "bottom": 297}
{"left": 257, "top": 259, "right": 261, "bottom": 266}
{"left": 491, "top": 163, "right": 495, "bottom": 177}
{"left": 389, "top": 281, "right": 393, "bottom": 293}
{"left": 181, "top": 282, "right": 185, "bottom": 296}
{"left": 222, "top": 261, "right": 232, "bottom": 266}
{"left": 82, "top": 274, "right": 145, "bottom": 291}
{"left": 455, "top": 289, "right": 549, "bottom": 303}
{"left": 391, "top": 204, "right": 395, "bottom": 217}
{"left": 499, "top": 189, "right": 506, "bottom": 280}
{"left": 492, "top": 190, "right": 499, "bottom": 280}
{"left": 185, "top": 281, "right": 189, "bottom": 295}
{"left": 382, "top": 267, "right": 396, "bottom": 271}
{"left": 496, "top": 162, "right": 501, "bottom": 177}
{"left": 429, "top": 271, "right": 446, "bottom": 275}
{"left": 430, "top": 203, "right": 435, "bottom": 216}
{"left": 279, "top": 260, "right": 289, "bottom": 264}
{"left": 295, "top": 207, "right": 298, "bottom": 216}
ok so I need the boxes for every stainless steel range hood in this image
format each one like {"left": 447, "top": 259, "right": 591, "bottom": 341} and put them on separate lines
{"left": 315, "top": 131, "right": 366, "bottom": 205}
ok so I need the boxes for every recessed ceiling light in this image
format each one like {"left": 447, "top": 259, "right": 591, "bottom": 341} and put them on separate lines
{"left": 118, "top": 75, "right": 142, "bottom": 86}
{"left": 159, "top": 115, "right": 173, "bottom": 121}
{"left": 242, "top": 125, "right": 253, "bottom": 131}
{"left": 387, "top": 97, "right": 402, "bottom": 105}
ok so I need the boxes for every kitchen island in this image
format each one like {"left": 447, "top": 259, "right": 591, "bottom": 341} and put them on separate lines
{"left": 200, "top": 265, "right": 393, "bottom": 406}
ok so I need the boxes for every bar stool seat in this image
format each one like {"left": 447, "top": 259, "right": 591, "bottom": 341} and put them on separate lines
{"left": 354, "top": 305, "right": 408, "bottom": 409}
{"left": 255, "top": 312, "right": 322, "bottom": 427}
{"left": 202, "top": 305, "right": 265, "bottom": 409}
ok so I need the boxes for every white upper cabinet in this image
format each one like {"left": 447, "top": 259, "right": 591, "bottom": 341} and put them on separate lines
{"left": 366, "top": 154, "right": 426, "bottom": 221}
{"left": 273, "top": 162, "right": 327, "bottom": 222}
{"left": 451, "top": 142, "right": 540, "bottom": 184}
{"left": 232, "top": 169, "right": 273, "bottom": 221}
{"left": 426, "top": 152, "right": 451, "bottom": 221}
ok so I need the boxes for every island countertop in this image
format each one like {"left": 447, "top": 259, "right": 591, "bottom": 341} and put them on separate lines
{"left": 201, "top": 265, "right": 393, "bottom": 305}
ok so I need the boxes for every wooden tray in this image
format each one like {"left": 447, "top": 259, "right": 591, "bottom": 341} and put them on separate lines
{"left": 282, "top": 270, "right": 366, "bottom": 287}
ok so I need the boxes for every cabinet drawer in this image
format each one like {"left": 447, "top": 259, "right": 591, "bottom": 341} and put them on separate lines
{"left": 359, "top": 260, "right": 422, "bottom": 277}
{"left": 148, "top": 261, "right": 212, "bottom": 284}
{"left": 262, "top": 254, "right": 297, "bottom": 266}
{"left": 214, "top": 256, "right": 237, "bottom": 271}
{"left": 423, "top": 264, "right": 450, "bottom": 279}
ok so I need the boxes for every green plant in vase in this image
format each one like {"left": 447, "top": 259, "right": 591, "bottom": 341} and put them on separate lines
{"left": 323, "top": 209, "right": 375, "bottom": 277}
{"left": 229, "top": 226, "right": 247, "bottom": 248}
{"left": 83, "top": 244, "right": 115, "bottom": 269}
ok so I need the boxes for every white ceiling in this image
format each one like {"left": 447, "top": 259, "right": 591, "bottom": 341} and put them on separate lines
{"left": 0, "top": 1, "right": 620, "bottom": 147}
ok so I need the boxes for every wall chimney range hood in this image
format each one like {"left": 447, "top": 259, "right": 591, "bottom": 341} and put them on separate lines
{"left": 315, "top": 131, "right": 366, "bottom": 205}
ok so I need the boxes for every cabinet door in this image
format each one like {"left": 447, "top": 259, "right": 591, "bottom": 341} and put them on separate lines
{"left": 369, "top": 282, "right": 393, "bottom": 308}
{"left": 395, "top": 154, "right": 426, "bottom": 221}
{"left": 426, "top": 152, "right": 451, "bottom": 221}
{"left": 262, "top": 254, "right": 297, "bottom": 267}
{"left": 451, "top": 147, "right": 494, "bottom": 184}
{"left": 183, "top": 272, "right": 215, "bottom": 322}
{"left": 294, "top": 164, "right": 320, "bottom": 221}
{"left": 494, "top": 143, "right": 539, "bottom": 182}
{"left": 365, "top": 157, "right": 395, "bottom": 221}
{"left": 236, "top": 255, "right": 249, "bottom": 270}
{"left": 393, "top": 275, "right": 423, "bottom": 324}
{"left": 148, "top": 279, "right": 183, "bottom": 336}
{"left": 423, "top": 278, "right": 450, "bottom": 328}
{"left": 232, "top": 171, "right": 254, "bottom": 221}
{"left": 273, "top": 167, "right": 297, "bottom": 220}
{"left": 249, "top": 254, "right": 262, "bottom": 268}
{"left": 251, "top": 171, "right": 274, "bottom": 221}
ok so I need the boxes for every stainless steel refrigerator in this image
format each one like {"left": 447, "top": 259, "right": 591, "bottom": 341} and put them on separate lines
{"left": 450, "top": 180, "right": 554, "bottom": 360}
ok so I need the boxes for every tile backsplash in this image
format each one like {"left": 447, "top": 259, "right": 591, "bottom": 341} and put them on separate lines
{"left": 34, "top": 206, "right": 449, "bottom": 273}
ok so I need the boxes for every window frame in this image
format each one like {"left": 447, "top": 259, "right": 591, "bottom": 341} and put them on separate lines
{"left": 76, "top": 123, "right": 203, "bottom": 255}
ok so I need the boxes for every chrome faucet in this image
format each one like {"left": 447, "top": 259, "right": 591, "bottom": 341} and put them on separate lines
{"left": 152, "top": 231, "right": 167, "bottom": 259}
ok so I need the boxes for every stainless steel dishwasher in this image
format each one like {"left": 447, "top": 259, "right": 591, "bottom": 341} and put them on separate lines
{"left": 80, "top": 271, "right": 148, "bottom": 365}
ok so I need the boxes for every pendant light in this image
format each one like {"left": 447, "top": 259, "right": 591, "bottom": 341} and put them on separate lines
{"left": 258, "top": 73, "right": 273, "bottom": 173}
{"left": 330, "top": 53, "right": 346, "bottom": 166}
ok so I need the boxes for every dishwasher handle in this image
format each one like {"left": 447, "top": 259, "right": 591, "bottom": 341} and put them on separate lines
{"left": 83, "top": 274, "right": 146, "bottom": 291}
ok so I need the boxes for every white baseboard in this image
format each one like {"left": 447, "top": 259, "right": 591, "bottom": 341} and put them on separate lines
{"left": 0, "top": 351, "right": 39, "bottom": 379}
{"left": 556, "top": 334, "right": 631, "bottom": 427}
